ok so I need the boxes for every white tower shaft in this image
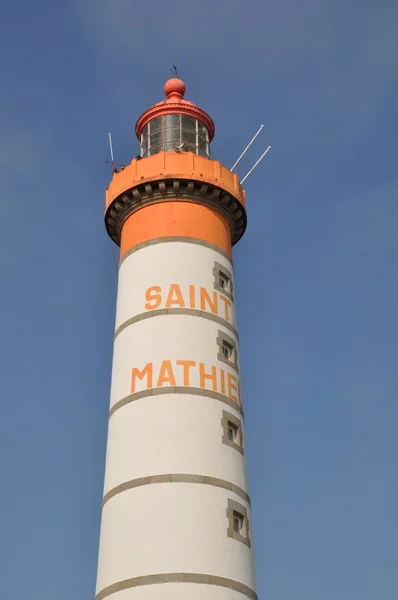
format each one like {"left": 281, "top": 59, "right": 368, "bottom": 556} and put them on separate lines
{"left": 95, "top": 236, "right": 256, "bottom": 600}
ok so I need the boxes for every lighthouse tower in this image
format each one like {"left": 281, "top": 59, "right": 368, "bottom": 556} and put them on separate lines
{"left": 96, "top": 77, "right": 257, "bottom": 600}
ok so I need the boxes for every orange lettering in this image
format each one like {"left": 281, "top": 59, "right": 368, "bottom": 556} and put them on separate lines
{"left": 227, "top": 373, "right": 237, "bottom": 402}
{"left": 145, "top": 286, "right": 161, "bottom": 310}
{"left": 176, "top": 360, "right": 196, "bottom": 385}
{"left": 220, "top": 368, "right": 226, "bottom": 395}
{"left": 165, "top": 284, "right": 185, "bottom": 308}
{"left": 219, "top": 295, "right": 232, "bottom": 321}
{"left": 157, "top": 360, "right": 176, "bottom": 387}
{"left": 189, "top": 285, "right": 196, "bottom": 308}
{"left": 199, "top": 362, "right": 217, "bottom": 392}
{"left": 131, "top": 363, "right": 153, "bottom": 393}
{"left": 200, "top": 287, "right": 218, "bottom": 315}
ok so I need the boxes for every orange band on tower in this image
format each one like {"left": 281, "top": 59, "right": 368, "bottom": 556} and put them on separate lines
{"left": 120, "top": 201, "right": 232, "bottom": 259}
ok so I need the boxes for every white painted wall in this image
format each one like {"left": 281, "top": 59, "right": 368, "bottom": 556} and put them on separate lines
{"left": 115, "top": 241, "right": 236, "bottom": 330}
{"left": 109, "top": 315, "right": 239, "bottom": 410}
{"left": 97, "top": 485, "right": 255, "bottom": 592}
{"left": 96, "top": 240, "right": 256, "bottom": 600}
{"left": 103, "top": 393, "right": 248, "bottom": 495}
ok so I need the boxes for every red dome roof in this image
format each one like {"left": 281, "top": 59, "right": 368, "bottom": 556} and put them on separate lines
{"left": 135, "top": 78, "right": 215, "bottom": 141}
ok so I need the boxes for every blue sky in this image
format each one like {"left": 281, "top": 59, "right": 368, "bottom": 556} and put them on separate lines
{"left": 0, "top": 0, "right": 397, "bottom": 598}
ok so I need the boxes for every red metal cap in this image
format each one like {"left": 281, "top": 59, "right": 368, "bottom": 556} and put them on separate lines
{"left": 163, "top": 77, "right": 186, "bottom": 98}
{"left": 135, "top": 78, "right": 215, "bottom": 141}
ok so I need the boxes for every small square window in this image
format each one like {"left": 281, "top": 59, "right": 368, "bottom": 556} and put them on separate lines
{"left": 219, "top": 272, "right": 229, "bottom": 291}
{"left": 227, "top": 499, "right": 251, "bottom": 547}
{"left": 221, "top": 410, "right": 244, "bottom": 454}
{"left": 217, "top": 331, "right": 238, "bottom": 372}
{"left": 222, "top": 340, "right": 233, "bottom": 360}
{"left": 233, "top": 511, "right": 244, "bottom": 534}
{"left": 228, "top": 423, "right": 238, "bottom": 441}
{"left": 213, "top": 261, "right": 234, "bottom": 301}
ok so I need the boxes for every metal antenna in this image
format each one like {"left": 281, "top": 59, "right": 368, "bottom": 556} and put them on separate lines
{"left": 106, "top": 132, "right": 116, "bottom": 173}
{"left": 241, "top": 146, "right": 271, "bottom": 184}
{"left": 230, "top": 124, "right": 264, "bottom": 172}
{"left": 170, "top": 61, "right": 180, "bottom": 78}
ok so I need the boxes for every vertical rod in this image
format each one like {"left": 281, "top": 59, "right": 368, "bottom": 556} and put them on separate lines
{"left": 108, "top": 132, "right": 114, "bottom": 163}
{"left": 230, "top": 124, "right": 264, "bottom": 172}
{"left": 241, "top": 146, "right": 271, "bottom": 184}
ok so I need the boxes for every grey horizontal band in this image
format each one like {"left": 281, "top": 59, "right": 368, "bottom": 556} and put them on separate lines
{"left": 120, "top": 236, "right": 233, "bottom": 267}
{"left": 109, "top": 386, "right": 244, "bottom": 420}
{"left": 95, "top": 572, "right": 257, "bottom": 600}
{"left": 102, "top": 473, "right": 250, "bottom": 507}
{"left": 114, "top": 307, "right": 238, "bottom": 340}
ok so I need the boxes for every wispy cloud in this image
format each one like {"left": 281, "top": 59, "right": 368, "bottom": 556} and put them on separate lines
{"left": 71, "top": 0, "right": 398, "bottom": 162}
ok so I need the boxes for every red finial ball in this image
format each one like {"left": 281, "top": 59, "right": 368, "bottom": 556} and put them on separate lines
{"left": 164, "top": 78, "right": 186, "bottom": 98}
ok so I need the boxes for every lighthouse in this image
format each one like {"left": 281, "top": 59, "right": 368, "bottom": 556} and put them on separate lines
{"left": 96, "top": 77, "right": 257, "bottom": 600}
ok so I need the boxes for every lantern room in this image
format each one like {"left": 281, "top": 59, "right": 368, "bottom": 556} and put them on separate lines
{"left": 135, "top": 77, "right": 215, "bottom": 159}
